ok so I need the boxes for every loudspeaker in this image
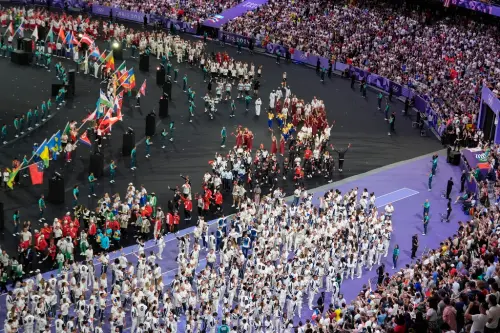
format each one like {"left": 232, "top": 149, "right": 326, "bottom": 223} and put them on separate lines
{"left": 114, "top": 47, "right": 123, "bottom": 60}
{"left": 22, "top": 38, "right": 33, "bottom": 53}
{"left": 11, "top": 50, "right": 30, "bottom": 65}
{"left": 38, "top": 26, "right": 47, "bottom": 42}
{"left": 48, "top": 176, "right": 65, "bottom": 204}
{"left": 51, "top": 82, "right": 65, "bottom": 96}
{"left": 156, "top": 67, "right": 165, "bottom": 86}
{"left": 122, "top": 132, "right": 135, "bottom": 156}
{"left": 89, "top": 152, "right": 104, "bottom": 178}
{"left": 68, "top": 69, "right": 76, "bottom": 96}
{"left": 163, "top": 80, "right": 172, "bottom": 99}
{"left": 139, "top": 53, "right": 149, "bottom": 72}
{"left": 145, "top": 113, "right": 156, "bottom": 137}
{"left": 0, "top": 202, "right": 3, "bottom": 231}
{"left": 159, "top": 98, "right": 169, "bottom": 118}
{"left": 447, "top": 150, "right": 461, "bottom": 166}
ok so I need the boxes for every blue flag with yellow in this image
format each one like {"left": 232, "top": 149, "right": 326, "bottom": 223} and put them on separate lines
{"left": 35, "top": 139, "right": 50, "bottom": 168}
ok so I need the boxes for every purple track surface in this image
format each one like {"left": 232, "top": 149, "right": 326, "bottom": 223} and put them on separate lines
{"left": 0, "top": 150, "right": 467, "bottom": 332}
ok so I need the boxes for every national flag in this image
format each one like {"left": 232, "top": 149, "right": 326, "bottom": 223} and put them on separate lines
{"left": 15, "top": 21, "right": 24, "bottom": 38}
{"left": 90, "top": 46, "right": 101, "bottom": 58}
{"left": 45, "top": 28, "right": 54, "bottom": 43}
{"left": 121, "top": 68, "right": 136, "bottom": 89}
{"left": 31, "top": 25, "right": 39, "bottom": 41}
{"left": 29, "top": 161, "right": 44, "bottom": 185}
{"left": 129, "top": 72, "right": 136, "bottom": 89}
{"left": 83, "top": 109, "right": 97, "bottom": 123}
{"left": 99, "top": 90, "right": 113, "bottom": 108}
{"left": 114, "top": 61, "right": 126, "bottom": 74}
{"left": 47, "top": 130, "right": 62, "bottom": 153}
{"left": 57, "top": 26, "right": 65, "bottom": 43}
{"left": 114, "top": 90, "right": 124, "bottom": 110}
{"left": 35, "top": 140, "right": 50, "bottom": 168}
{"left": 5, "top": 22, "right": 14, "bottom": 36}
{"left": 80, "top": 34, "right": 94, "bottom": 46}
{"left": 98, "top": 50, "right": 107, "bottom": 63}
{"left": 139, "top": 79, "right": 147, "bottom": 96}
{"left": 6, "top": 162, "right": 23, "bottom": 189}
{"left": 444, "top": 0, "right": 451, "bottom": 7}
{"left": 117, "top": 69, "right": 130, "bottom": 85}
{"left": 78, "top": 131, "right": 92, "bottom": 147}
{"left": 105, "top": 51, "right": 115, "bottom": 70}
{"left": 62, "top": 121, "right": 71, "bottom": 135}
{"left": 65, "top": 31, "right": 76, "bottom": 48}
{"left": 99, "top": 116, "right": 120, "bottom": 132}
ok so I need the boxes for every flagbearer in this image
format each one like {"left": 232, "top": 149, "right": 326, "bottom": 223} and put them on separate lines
{"left": 19, "top": 115, "right": 25, "bottom": 135}
{"left": 88, "top": 172, "right": 97, "bottom": 197}
{"left": 109, "top": 160, "right": 116, "bottom": 183}
{"left": 183, "top": 74, "right": 188, "bottom": 92}
{"left": 174, "top": 68, "right": 179, "bottom": 82}
{"left": 38, "top": 194, "right": 46, "bottom": 222}
{"left": 169, "top": 121, "right": 175, "bottom": 142}
{"left": 22, "top": 155, "right": 29, "bottom": 178}
{"left": 26, "top": 109, "right": 32, "bottom": 130}
{"left": 145, "top": 137, "right": 152, "bottom": 158}
{"left": 221, "top": 126, "right": 227, "bottom": 148}
{"left": 161, "top": 129, "right": 168, "bottom": 148}
{"left": 41, "top": 101, "right": 47, "bottom": 120}
{"left": 1, "top": 123, "right": 7, "bottom": 143}
{"left": 131, "top": 146, "right": 137, "bottom": 170}
{"left": 72, "top": 185, "right": 79, "bottom": 208}
{"left": 33, "top": 106, "right": 39, "bottom": 126}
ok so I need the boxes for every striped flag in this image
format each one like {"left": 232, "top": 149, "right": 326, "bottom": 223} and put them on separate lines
{"left": 444, "top": 0, "right": 451, "bottom": 7}
{"left": 78, "top": 131, "right": 92, "bottom": 147}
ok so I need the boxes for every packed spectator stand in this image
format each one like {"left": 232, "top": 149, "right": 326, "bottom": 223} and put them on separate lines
{"left": 223, "top": 0, "right": 500, "bottom": 136}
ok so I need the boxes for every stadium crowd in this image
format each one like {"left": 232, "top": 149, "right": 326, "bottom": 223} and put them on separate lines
{"left": 90, "top": 0, "right": 242, "bottom": 24}
{"left": 223, "top": 0, "right": 500, "bottom": 126}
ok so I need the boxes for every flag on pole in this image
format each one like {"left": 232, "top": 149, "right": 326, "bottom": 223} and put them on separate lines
{"left": 57, "top": 26, "right": 65, "bottom": 42}
{"left": 62, "top": 121, "right": 71, "bottom": 135}
{"left": 83, "top": 109, "right": 97, "bottom": 123}
{"left": 47, "top": 130, "right": 62, "bottom": 153}
{"left": 105, "top": 51, "right": 115, "bottom": 70}
{"left": 114, "top": 61, "right": 126, "bottom": 74}
{"left": 98, "top": 50, "right": 107, "bottom": 63}
{"left": 90, "top": 46, "right": 101, "bottom": 58}
{"left": 45, "top": 28, "right": 54, "bottom": 43}
{"left": 7, "top": 162, "right": 23, "bottom": 189}
{"left": 31, "top": 25, "right": 39, "bottom": 41}
{"left": 38, "top": 144, "right": 50, "bottom": 168}
{"left": 14, "top": 21, "right": 24, "bottom": 38}
{"left": 78, "top": 131, "right": 92, "bottom": 147}
{"left": 139, "top": 79, "right": 147, "bottom": 96}
{"left": 99, "top": 90, "right": 113, "bottom": 108}
{"left": 4, "top": 22, "right": 14, "bottom": 36}
{"left": 80, "top": 34, "right": 94, "bottom": 45}
{"left": 29, "top": 161, "right": 44, "bottom": 185}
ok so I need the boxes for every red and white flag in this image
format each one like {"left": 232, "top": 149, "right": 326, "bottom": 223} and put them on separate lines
{"left": 139, "top": 79, "right": 147, "bottom": 96}
{"left": 80, "top": 34, "right": 94, "bottom": 46}
{"left": 78, "top": 131, "right": 92, "bottom": 147}
{"left": 6, "top": 22, "right": 14, "bottom": 36}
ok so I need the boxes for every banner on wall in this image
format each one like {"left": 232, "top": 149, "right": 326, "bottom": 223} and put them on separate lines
{"left": 92, "top": 4, "right": 112, "bottom": 16}
{"left": 446, "top": 0, "right": 500, "bottom": 17}
{"left": 113, "top": 8, "right": 146, "bottom": 23}
{"left": 203, "top": 0, "right": 268, "bottom": 28}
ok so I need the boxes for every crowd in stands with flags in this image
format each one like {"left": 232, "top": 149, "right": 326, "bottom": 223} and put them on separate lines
{"left": 90, "top": 0, "right": 243, "bottom": 24}
{"left": 223, "top": 0, "right": 500, "bottom": 129}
